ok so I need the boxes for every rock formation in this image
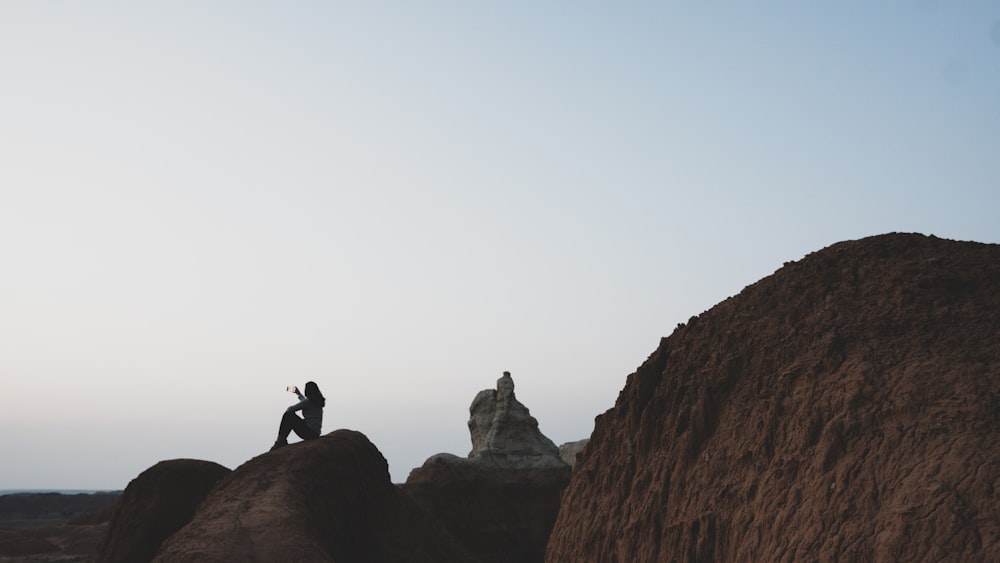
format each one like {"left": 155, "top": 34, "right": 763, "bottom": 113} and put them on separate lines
{"left": 465, "top": 371, "right": 568, "bottom": 469}
{"left": 546, "top": 233, "right": 1000, "bottom": 562}
{"left": 152, "top": 430, "right": 475, "bottom": 562}
{"left": 95, "top": 459, "right": 230, "bottom": 563}
{"left": 557, "top": 439, "right": 589, "bottom": 467}
{"left": 405, "top": 372, "right": 571, "bottom": 563}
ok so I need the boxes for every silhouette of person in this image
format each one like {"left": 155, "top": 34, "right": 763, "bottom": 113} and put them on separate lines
{"left": 271, "top": 381, "right": 325, "bottom": 451}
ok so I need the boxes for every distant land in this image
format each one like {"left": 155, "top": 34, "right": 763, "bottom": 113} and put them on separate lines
{"left": 0, "top": 490, "right": 121, "bottom": 561}
{"left": 0, "top": 490, "right": 120, "bottom": 496}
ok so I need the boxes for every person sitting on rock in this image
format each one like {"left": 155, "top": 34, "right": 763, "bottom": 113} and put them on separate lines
{"left": 271, "top": 381, "right": 325, "bottom": 451}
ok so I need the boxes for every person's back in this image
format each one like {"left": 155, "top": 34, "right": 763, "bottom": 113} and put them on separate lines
{"left": 299, "top": 399, "right": 323, "bottom": 434}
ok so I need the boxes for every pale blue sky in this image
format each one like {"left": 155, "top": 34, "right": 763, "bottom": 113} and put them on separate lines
{"left": 2, "top": 2, "right": 998, "bottom": 488}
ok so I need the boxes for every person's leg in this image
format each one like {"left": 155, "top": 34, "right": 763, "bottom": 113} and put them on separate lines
{"left": 273, "top": 412, "right": 317, "bottom": 451}
{"left": 278, "top": 411, "right": 296, "bottom": 440}
{"left": 287, "top": 413, "right": 319, "bottom": 440}
{"left": 272, "top": 411, "right": 297, "bottom": 450}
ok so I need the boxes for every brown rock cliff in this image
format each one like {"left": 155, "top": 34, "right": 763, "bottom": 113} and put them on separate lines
{"left": 546, "top": 233, "right": 1000, "bottom": 562}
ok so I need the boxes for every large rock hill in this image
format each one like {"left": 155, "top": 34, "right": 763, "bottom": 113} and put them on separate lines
{"left": 546, "top": 233, "right": 1000, "bottom": 562}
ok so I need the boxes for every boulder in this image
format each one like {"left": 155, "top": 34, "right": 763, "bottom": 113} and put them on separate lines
{"left": 95, "top": 458, "right": 230, "bottom": 563}
{"left": 153, "top": 430, "right": 475, "bottom": 562}
{"left": 546, "top": 233, "right": 1000, "bottom": 562}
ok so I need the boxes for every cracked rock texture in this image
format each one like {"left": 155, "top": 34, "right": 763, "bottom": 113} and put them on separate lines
{"left": 546, "top": 233, "right": 1000, "bottom": 562}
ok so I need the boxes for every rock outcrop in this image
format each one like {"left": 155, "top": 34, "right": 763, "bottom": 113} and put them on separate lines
{"left": 152, "top": 430, "right": 475, "bottom": 562}
{"left": 95, "top": 459, "right": 230, "bottom": 563}
{"left": 405, "top": 372, "right": 571, "bottom": 563}
{"left": 546, "top": 233, "right": 1000, "bottom": 562}
{"left": 557, "top": 439, "right": 589, "bottom": 468}
{"left": 465, "top": 371, "right": 568, "bottom": 470}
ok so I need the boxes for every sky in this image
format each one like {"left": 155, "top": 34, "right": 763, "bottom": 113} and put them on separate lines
{"left": 2, "top": 2, "right": 998, "bottom": 489}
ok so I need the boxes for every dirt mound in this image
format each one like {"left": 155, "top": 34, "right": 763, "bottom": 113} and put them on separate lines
{"left": 404, "top": 460, "right": 570, "bottom": 563}
{"left": 546, "top": 233, "right": 1000, "bottom": 562}
{"left": 95, "top": 458, "right": 230, "bottom": 563}
{"left": 153, "top": 429, "right": 476, "bottom": 562}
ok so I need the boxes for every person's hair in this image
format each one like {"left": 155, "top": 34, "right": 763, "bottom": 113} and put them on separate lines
{"left": 304, "top": 381, "right": 326, "bottom": 408}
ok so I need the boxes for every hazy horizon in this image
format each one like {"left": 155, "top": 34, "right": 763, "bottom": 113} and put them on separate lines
{"left": 3, "top": 2, "right": 999, "bottom": 489}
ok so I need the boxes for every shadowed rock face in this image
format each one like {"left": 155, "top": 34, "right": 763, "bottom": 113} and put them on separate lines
{"left": 152, "top": 430, "right": 475, "bottom": 563}
{"left": 546, "top": 233, "right": 1000, "bottom": 562}
{"left": 406, "top": 373, "right": 570, "bottom": 563}
{"left": 406, "top": 461, "right": 570, "bottom": 563}
{"left": 96, "top": 459, "right": 230, "bottom": 563}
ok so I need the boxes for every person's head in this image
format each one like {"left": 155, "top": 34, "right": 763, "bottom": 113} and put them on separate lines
{"left": 304, "top": 381, "right": 326, "bottom": 408}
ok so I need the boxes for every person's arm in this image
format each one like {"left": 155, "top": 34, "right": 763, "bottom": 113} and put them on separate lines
{"left": 286, "top": 396, "right": 309, "bottom": 413}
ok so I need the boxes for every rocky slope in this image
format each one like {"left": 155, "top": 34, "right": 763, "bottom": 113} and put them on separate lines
{"left": 546, "top": 233, "right": 1000, "bottom": 562}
